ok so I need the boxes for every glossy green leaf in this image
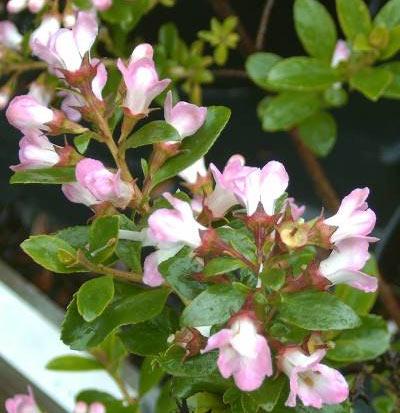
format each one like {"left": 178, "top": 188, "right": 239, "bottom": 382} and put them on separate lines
{"left": 101, "top": 0, "right": 149, "bottom": 31}
{"left": 267, "top": 57, "right": 339, "bottom": 91}
{"left": 245, "top": 52, "right": 282, "bottom": 90}
{"left": 187, "top": 392, "right": 225, "bottom": 411}
{"left": 77, "top": 276, "right": 115, "bottom": 322}
{"left": 294, "top": 0, "right": 337, "bottom": 61}
{"left": 247, "top": 375, "right": 286, "bottom": 412}
{"left": 124, "top": 121, "right": 181, "bottom": 149}
{"left": 375, "top": 0, "right": 400, "bottom": 29}
{"left": 279, "top": 291, "right": 360, "bottom": 331}
{"left": 336, "top": 0, "right": 372, "bottom": 40}
{"left": 203, "top": 257, "right": 244, "bottom": 276}
{"left": 381, "top": 26, "right": 400, "bottom": 59}
{"left": 56, "top": 226, "right": 89, "bottom": 249}
{"left": 156, "top": 380, "right": 179, "bottom": 413}
{"left": 259, "top": 92, "right": 321, "bottom": 131}
{"left": 95, "top": 333, "right": 127, "bottom": 375}
{"left": 10, "top": 167, "right": 75, "bottom": 184}
{"left": 350, "top": 67, "right": 393, "bottom": 100}
{"left": 261, "top": 268, "right": 286, "bottom": 291}
{"left": 382, "top": 61, "right": 400, "bottom": 98}
{"left": 89, "top": 215, "right": 119, "bottom": 263}
{"left": 46, "top": 355, "right": 103, "bottom": 371}
{"left": 298, "top": 111, "right": 337, "bottom": 157}
{"left": 61, "top": 283, "right": 170, "bottom": 350}
{"left": 181, "top": 284, "right": 246, "bottom": 327}
{"left": 139, "top": 356, "right": 165, "bottom": 396}
{"left": 151, "top": 106, "right": 230, "bottom": 188}
{"left": 74, "top": 131, "right": 94, "bottom": 154}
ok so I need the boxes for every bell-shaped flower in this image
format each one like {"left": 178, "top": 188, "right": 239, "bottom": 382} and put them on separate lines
{"left": 6, "top": 95, "right": 54, "bottom": 133}
{"left": 5, "top": 387, "right": 40, "bottom": 413}
{"left": 279, "top": 348, "right": 348, "bottom": 409}
{"left": 62, "top": 182, "right": 101, "bottom": 207}
{"left": 29, "top": 14, "right": 60, "bottom": 51}
{"left": 117, "top": 43, "right": 170, "bottom": 116}
{"left": 287, "top": 197, "right": 305, "bottom": 220}
{"left": 11, "top": 132, "right": 60, "bottom": 171}
{"left": 60, "top": 91, "right": 84, "bottom": 122}
{"left": 325, "top": 188, "right": 377, "bottom": 243}
{"left": 164, "top": 91, "right": 207, "bottom": 139}
{"left": 319, "top": 238, "right": 378, "bottom": 292}
{"left": 91, "top": 60, "right": 107, "bottom": 100}
{"left": 202, "top": 316, "right": 273, "bottom": 391}
{"left": 91, "top": 0, "right": 112, "bottom": 10}
{"left": 143, "top": 252, "right": 165, "bottom": 287}
{"left": 75, "top": 158, "right": 133, "bottom": 208}
{"left": 331, "top": 40, "right": 350, "bottom": 68}
{"left": 178, "top": 158, "right": 208, "bottom": 184}
{"left": 0, "top": 21, "right": 23, "bottom": 50}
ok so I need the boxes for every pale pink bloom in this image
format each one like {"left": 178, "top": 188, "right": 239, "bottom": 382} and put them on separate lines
{"left": 178, "top": 158, "right": 208, "bottom": 184}
{"left": 7, "top": 0, "right": 46, "bottom": 13}
{"left": 164, "top": 91, "right": 207, "bottom": 139}
{"left": 74, "top": 401, "right": 105, "bottom": 413}
{"left": 143, "top": 252, "right": 165, "bottom": 287}
{"left": 29, "top": 14, "right": 60, "bottom": 51}
{"left": 75, "top": 158, "right": 133, "bottom": 208}
{"left": 202, "top": 317, "right": 273, "bottom": 391}
{"left": 91, "top": 60, "right": 107, "bottom": 100}
{"left": 117, "top": 44, "right": 170, "bottom": 116}
{"left": 5, "top": 387, "right": 40, "bottom": 413}
{"left": 279, "top": 348, "right": 348, "bottom": 408}
{"left": 31, "top": 12, "right": 98, "bottom": 74}
{"left": 0, "top": 21, "right": 22, "bottom": 50}
{"left": 28, "top": 82, "right": 53, "bottom": 106}
{"left": 60, "top": 91, "right": 84, "bottom": 122}
{"left": 28, "top": 0, "right": 46, "bottom": 13}
{"left": 92, "top": 0, "right": 112, "bottom": 11}
{"left": 287, "top": 197, "right": 305, "bottom": 220}
{"left": 6, "top": 95, "right": 54, "bottom": 133}
{"left": 319, "top": 238, "right": 378, "bottom": 292}
{"left": 331, "top": 40, "right": 350, "bottom": 68}
{"left": 62, "top": 182, "right": 100, "bottom": 207}
{"left": 74, "top": 401, "right": 88, "bottom": 413}
{"left": 63, "top": 12, "right": 76, "bottom": 29}
{"left": 325, "top": 188, "right": 377, "bottom": 243}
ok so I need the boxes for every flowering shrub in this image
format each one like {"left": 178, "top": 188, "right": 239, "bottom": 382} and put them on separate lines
{"left": 1, "top": 0, "right": 398, "bottom": 412}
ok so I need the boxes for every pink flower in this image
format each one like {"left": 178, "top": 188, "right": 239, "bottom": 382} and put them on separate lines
{"left": 91, "top": 60, "right": 107, "bottom": 100}
{"left": 7, "top": 0, "right": 46, "bottom": 13}
{"left": 319, "top": 238, "right": 378, "bottom": 292}
{"left": 117, "top": 44, "right": 170, "bottom": 116}
{"left": 75, "top": 158, "right": 133, "bottom": 208}
{"left": 92, "top": 0, "right": 112, "bottom": 10}
{"left": 143, "top": 252, "right": 165, "bottom": 287}
{"left": 60, "top": 91, "right": 85, "bottom": 122}
{"left": 6, "top": 95, "right": 54, "bottom": 133}
{"left": 74, "top": 401, "right": 105, "bottom": 413}
{"left": 11, "top": 132, "right": 60, "bottom": 171}
{"left": 279, "top": 348, "right": 348, "bottom": 408}
{"left": 5, "top": 387, "right": 39, "bottom": 413}
{"left": 29, "top": 15, "right": 60, "bottom": 51}
{"left": 62, "top": 182, "right": 100, "bottom": 207}
{"left": 28, "top": 0, "right": 46, "bottom": 13}
{"left": 202, "top": 316, "right": 273, "bottom": 391}
{"left": 287, "top": 197, "right": 305, "bottom": 220}
{"left": 28, "top": 82, "right": 53, "bottom": 106}
{"left": 325, "top": 188, "right": 377, "bottom": 243}
{"left": 0, "top": 21, "right": 22, "bottom": 50}
{"left": 164, "top": 91, "right": 207, "bottom": 139}
{"left": 31, "top": 12, "right": 98, "bottom": 73}
{"left": 331, "top": 40, "right": 350, "bottom": 68}
{"left": 178, "top": 158, "right": 208, "bottom": 184}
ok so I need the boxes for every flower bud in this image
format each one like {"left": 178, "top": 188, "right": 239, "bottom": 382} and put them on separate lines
{"left": 91, "top": 0, "right": 112, "bottom": 11}
{"left": 0, "top": 21, "right": 22, "bottom": 50}
{"left": 5, "top": 387, "right": 39, "bottom": 413}
{"left": 7, "top": 0, "right": 27, "bottom": 14}
{"left": 28, "top": 0, "right": 46, "bottom": 13}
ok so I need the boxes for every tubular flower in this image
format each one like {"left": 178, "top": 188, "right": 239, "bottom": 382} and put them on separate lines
{"left": 5, "top": 387, "right": 39, "bottom": 413}
{"left": 29, "top": 14, "right": 60, "bottom": 51}
{"left": 60, "top": 91, "right": 85, "bottom": 122}
{"left": 62, "top": 182, "right": 101, "bottom": 207}
{"left": 279, "top": 348, "right": 348, "bottom": 409}
{"left": 74, "top": 158, "right": 133, "bottom": 208}
{"left": 0, "top": 21, "right": 23, "bottom": 50}
{"left": 117, "top": 43, "right": 170, "bottom": 116}
{"left": 202, "top": 316, "right": 273, "bottom": 391}
{"left": 178, "top": 158, "right": 208, "bottom": 184}
{"left": 331, "top": 40, "right": 351, "bottom": 68}
{"left": 319, "top": 238, "right": 378, "bottom": 292}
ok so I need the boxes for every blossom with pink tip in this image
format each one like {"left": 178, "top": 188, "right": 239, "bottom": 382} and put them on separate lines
{"left": 74, "top": 401, "right": 106, "bottom": 413}
{"left": 75, "top": 158, "right": 133, "bottom": 208}
{"left": 60, "top": 91, "right": 84, "bottom": 122}
{"left": 5, "top": 387, "right": 39, "bottom": 413}
{"left": 143, "top": 252, "right": 165, "bottom": 287}
{"left": 202, "top": 316, "right": 272, "bottom": 391}
{"left": 287, "top": 197, "right": 305, "bottom": 220}
{"left": 178, "top": 158, "right": 208, "bottom": 184}
{"left": 117, "top": 44, "right": 170, "bottom": 116}
{"left": 31, "top": 12, "right": 98, "bottom": 74}
{"left": 6, "top": 95, "right": 54, "bottom": 133}
{"left": 28, "top": 0, "right": 46, "bottom": 13}
{"left": 319, "top": 238, "right": 378, "bottom": 292}
{"left": 325, "top": 188, "right": 377, "bottom": 243}
{"left": 92, "top": 0, "right": 112, "bottom": 11}
{"left": 91, "top": 60, "right": 107, "bottom": 100}
{"left": 7, "top": 0, "right": 46, "bottom": 13}
{"left": 279, "top": 348, "right": 348, "bottom": 408}
{"left": 331, "top": 40, "right": 350, "bottom": 68}
{"left": 29, "top": 14, "right": 60, "bottom": 51}
{"left": 0, "top": 21, "right": 23, "bottom": 50}
{"left": 62, "top": 182, "right": 100, "bottom": 207}
{"left": 164, "top": 91, "right": 207, "bottom": 139}
{"left": 11, "top": 132, "right": 60, "bottom": 171}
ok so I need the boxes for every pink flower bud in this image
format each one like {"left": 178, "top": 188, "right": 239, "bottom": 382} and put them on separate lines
{"left": 7, "top": 0, "right": 28, "bottom": 14}
{"left": 164, "top": 91, "right": 207, "bottom": 139}
{"left": 62, "top": 182, "right": 100, "bottom": 207}
{"left": 91, "top": 60, "right": 107, "bottom": 101}
{"left": 279, "top": 348, "right": 348, "bottom": 408}
{"left": 0, "top": 21, "right": 23, "bottom": 50}
{"left": 117, "top": 44, "right": 170, "bottom": 116}
{"left": 75, "top": 158, "right": 133, "bottom": 208}
{"left": 202, "top": 316, "right": 273, "bottom": 391}
{"left": 59, "top": 91, "right": 84, "bottom": 122}
{"left": 5, "top": 387, "right": 40, "bottom": 413}
{"left": 143, "top": 252, "right": 165, "bottom": 287}
{"left": 91, "top": 0, "right": 112, "bottom": 11}
{"left": 73, "top": 401, "right": 88, "bottom": 413}
{"left": 287, "top": 197, "right": 305, "bottom": 220}
{"left": 130, "top": 43, "right": 153, "bottom": 62}
{"left": 331, "top": 40, "right": 350, "bottom": 68}
{"left": 28, "top": 0, "right": 46, "bottom": 13}
{"left": 29, "top": 15, "right": 60, "bottom": 51}
{"left": 6, "top": 95, "right": 54, "bottom": 133}
{"left": 88, "top": 402, "right": 106, "bottom": 413}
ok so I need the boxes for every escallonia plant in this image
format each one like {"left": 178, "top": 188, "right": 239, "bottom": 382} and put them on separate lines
{"left": 1, "top": 3, "right": 396, "bottom": 413}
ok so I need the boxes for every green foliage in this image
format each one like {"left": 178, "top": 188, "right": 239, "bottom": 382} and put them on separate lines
{"left": 101, "top": 0, "right": 150, "bottom": 32}
{"left": 203, "top": 257, "right": 245, "bottom": 277}
{"left": 46, "top": 355, "right": 103, "bottom": 371}
{"left": 350, "top": 67, "right": 393, "bottom": 100}
{"left": 10, "top": 167, "right": 76, "bottom": 184}
{"left": 89, "top": 215, "right": 119, "bottom": 263}
{"left": 139, "top": 356, "right": 165, "bottom": 396}
{"left": 74, "top": 131, "right": 94, "bottom": 154}
{"left": 336, "top": 0, "right": 372, "bottom": 41}
{"left": 245, "top": 53, "right": 282, "bottom": 91}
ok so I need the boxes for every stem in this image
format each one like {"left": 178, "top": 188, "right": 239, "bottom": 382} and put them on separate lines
{"left": 212, "top": 69, "right": 248, "bottom": 79}
{"left": 255, "top": 0, "right": 275, "bottom": 51}
{"left": 2, "top": 61, "right": 47, "bottom": 75}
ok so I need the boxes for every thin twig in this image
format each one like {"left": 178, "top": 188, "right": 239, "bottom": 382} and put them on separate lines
{"left": 256, "top": 0, "right": 275, "bottom": 50}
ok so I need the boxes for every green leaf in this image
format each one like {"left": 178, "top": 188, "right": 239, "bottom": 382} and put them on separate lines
{"left": 267, "top": 57, "right": 339, "bottom": 91}
{"left": 56, "top": 226, "right": 89, "bottom": 249}
{"left": 101, "top": 0, "right": 149, "bottom": 32}
{"left": 46, "top": 355, "right": 103, "bottom": 371}
{"left": 139, "top": 356, "right": 165, "bottom": 396}
{"left": 327, "top": 315, "right": 390, "bottom": 363}
{"left": 350, "top": 67, "right": 393, "bottom": 100}
{"left": 294, "top": 0, "right": 337, "bottom": 61}
{"left": 116, "top": 215, "right": 141, "bottom": 272}
{"left": 247, "top": 376, "right": 286, "bottom": 412}
{"left": 156, "top": 380, "right": 179, "bottom": 413}
{"left": 336, "top": 0, "right": 372, "bottom": 40}
{"left": 173, "top": 376, "right": 229, "bottom": 400}
{"left": 10, "top": 167, "right": 75, "bottom": 184}
{"left": 77, "top": 389, "right": 139, "bottom": 413}
{"left": 261, "top": 268, "right": 286, "bottom": 291}
{"left": 278, "top": 291, "right": 361, "bottom": 331}
{"left": 124, "top": 121, "right": 181, "bottom": 149}
{"left": 181, "top": 284, "right": 246, "bottom": 327}
{"left": 245, "top": 53, "right": 282, "bottom": 90}
{"left": 95, "top": 333, "right": 127, "bottom": 374}
{"left": 74, "top": 131, "right": 93, "bottom": 154}
{"left": 258, "top": 92, "right": 321, "bottom": 131}
{"left": 298, "top": 111, "right": 337, "bottom": 157}
{"left": 380, "top": 26, "right": 400, "bottom": 59}
{"left": 151, "top": 106, "right": 230, "bottom": 189}
{"left": 89, "top": 215, "right": 119, "bottom": 263}
{"left": 21, "top": 235, "right": 80, "bottom": 273}
{"left": 375, "top": 0, "right": 400, "bottom": 29}
{"left": 203, "top": 257, "right": 244, "bottom": 276}
{"left": 187, "top": 392, "right": 225, "bottom": 412}
{"left": 77, "top": 276, "right": 115, "bottom": 322}
{"left": 119, "top": 307, "right": 178, "bottom": 356}
{"left": 382, "top": 61, "right": 400, "bottom": 98}
{"left": 61, "top": 283, "right": 170, "bottom": 350}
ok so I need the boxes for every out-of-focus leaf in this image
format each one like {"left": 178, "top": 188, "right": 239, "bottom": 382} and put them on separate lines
{"left": 46, "top": 355, "right": 103, "bottom": 371}
{"left": 336, "top": 0, "right": 372, "bottom": 40}
{"left": 10, "top": 167, "right": 75, "bottom": 184}
{"left": 245, "top": 52, "right": 282, "bottom": 90}
{"left": 350, "top": 67, "right": 393, "bottom": 100}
